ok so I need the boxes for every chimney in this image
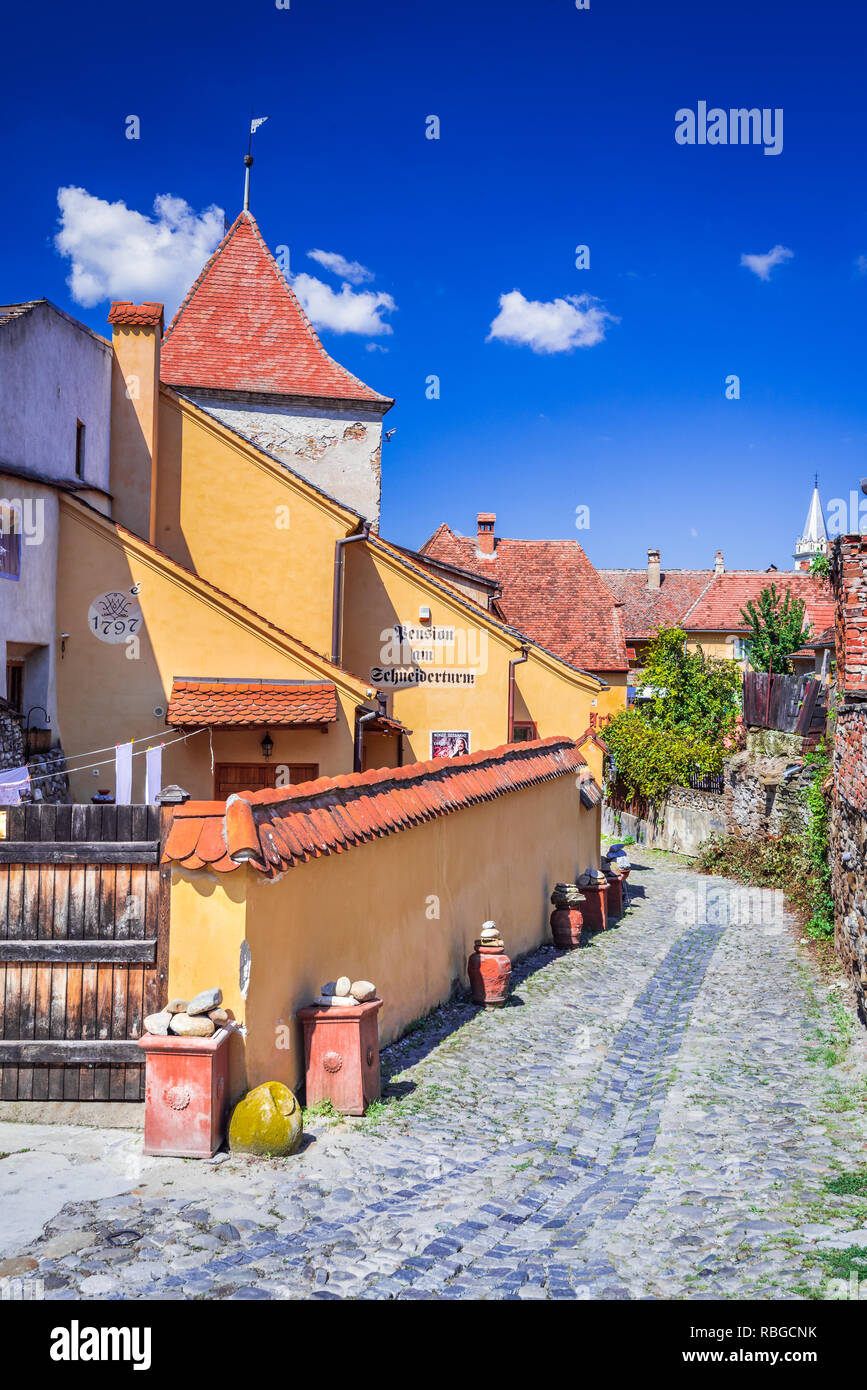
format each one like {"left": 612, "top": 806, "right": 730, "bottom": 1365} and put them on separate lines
{"left": 647, "top": 547, "right": 661, "bottom": 590}
{"left": 108, "top": 302, "right": 164, "bottom": 544}
{"left": 714, "top": 549, "right": 724, "bottom": 576}
{"left": 477, "top": 512, "right": 496, "bottom": 557}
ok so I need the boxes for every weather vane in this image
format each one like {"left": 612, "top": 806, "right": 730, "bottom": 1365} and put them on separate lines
{"left": 244, "top": 113, "right": 270, "bottom": 212}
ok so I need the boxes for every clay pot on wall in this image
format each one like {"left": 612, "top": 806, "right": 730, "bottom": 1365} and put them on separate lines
{"left": 550, "top": 905, "right": 584, "bottom": 949}
{"left": 468, "top": 922, "right": 511, "bottom": 1007}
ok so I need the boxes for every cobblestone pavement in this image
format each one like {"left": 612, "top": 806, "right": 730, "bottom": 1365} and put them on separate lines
{"left": 4, "top": 850, "right": 867, "bottom": 1301}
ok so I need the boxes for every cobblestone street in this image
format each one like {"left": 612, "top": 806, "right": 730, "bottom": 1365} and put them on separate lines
{"left": 3, "top": 850, "right": 867, "bottom": 1302}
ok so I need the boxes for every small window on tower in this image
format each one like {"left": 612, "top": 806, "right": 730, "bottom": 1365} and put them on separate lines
{"left": 75, "top": 420, "right": 85, "bottom": 479}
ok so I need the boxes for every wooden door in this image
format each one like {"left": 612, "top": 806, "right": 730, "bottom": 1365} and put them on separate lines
{"left": 0, "top": 803, "right": 166, "bottom": 1101}
{"left": 214, "top": 764, "right": 318, "bottom": 800}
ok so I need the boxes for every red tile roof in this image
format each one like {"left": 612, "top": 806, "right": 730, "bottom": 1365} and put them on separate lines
{"left": 160, "top": 212, "right": 392, "bottom": 405}
{"left": 420, "top": 525, "right": 629, "bottom": 671}
{"left": 108, "top": 301, "right": 165, "bottom": 329}
{"left": 597, "top": 569, "right": 715, "bottom": 641}
{"left": 681, "top": 573, "right": 834, "bottom": 635}
{"left": 166, "top": 679, "right": 338, "bottom": 726}
{"left": 163, "top": 737, "right": 596, "bottom": 876}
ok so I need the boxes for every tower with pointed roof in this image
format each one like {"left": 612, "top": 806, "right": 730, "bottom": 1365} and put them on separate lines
{"left": 159, "top": 211, "right": 393, "bottom": 526}
{"left": 793, "top": 478, "right": 827, "bottom": 571}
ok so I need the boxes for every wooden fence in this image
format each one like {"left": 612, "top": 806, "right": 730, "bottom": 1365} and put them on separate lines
{"left": 742, "top": 672, "right": 827, "bottom": 737}
{"left": 0, "top": 803, "right": 169, "bottom": 1101}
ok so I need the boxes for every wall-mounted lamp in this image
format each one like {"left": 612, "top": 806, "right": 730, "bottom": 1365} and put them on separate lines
{"left": 260, "top": 730, "right": 274, "bottom": 760}
{"left": 419, "top": 606, "right": 431, "bottom": 623}
{"left": 59, "top": 633, "right": 70, "bottom": 658}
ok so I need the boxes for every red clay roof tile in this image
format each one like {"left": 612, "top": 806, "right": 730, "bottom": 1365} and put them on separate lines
{"left": 108, "top": 301, "right": 165, "bottom": 329}
{"left": 160, "top": 212, "right": 391, "bottom": 405}
{"left": 162, "top": 737, "right": 595, "bottom": 877}
{"left": 166, "top": 679, "right": 338, "bottom": 726}
{"left": 420, "top": 526, "right": 628, "bottom": 672}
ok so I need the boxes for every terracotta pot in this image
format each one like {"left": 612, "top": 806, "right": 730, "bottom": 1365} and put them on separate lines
{"left": 468, "top": 942, "right": 511, "bottom": 1007}
{"left": 550, "top": 905, "right": 583, "bottom": 949}
{"left": 297, "top": 998, "right": 382, "bottom": 1116}
{"left": 137, "top": 1027, "right": 231, "bottom": 1158}
{"left": 580, "top": 881, "right": 610, "bottom": 931}
{"left": 605, "top": 874, "right": 624, "bottom": 918}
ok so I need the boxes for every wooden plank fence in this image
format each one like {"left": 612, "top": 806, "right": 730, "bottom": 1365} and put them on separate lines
{"left": 0, "top": 803, "right": 169, "bottom": 1102}
{"left": 742, "top": 672, "right": 827, "bottom": 737}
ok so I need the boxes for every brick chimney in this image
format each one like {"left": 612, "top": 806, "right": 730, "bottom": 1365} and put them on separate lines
{"left": 108, "top": 302, "right": 164, "bottom": 544}
{"left": 477, "top": 512, "right": 496, "bottom": 557}
{"left": 647, "top": 547, "right": 661, "bottom": 590}
{"left": 714, "top": 549, "right": 724, "bottom": 576}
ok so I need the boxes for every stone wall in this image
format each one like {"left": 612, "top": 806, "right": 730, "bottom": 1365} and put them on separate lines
{"left": 24, "top": 747, "right": 70, "bottom": 804}
{"left": 603, "top": 785, "right": 726, "bottom": 857}
{"left": 723, "top": 727, "right": 811, "bottom": 841}
{"left": 829, "top": 534, "right": 867, "bottom": 1015}
{"left": 0, "top": 705, "right": 24, "bottom": 772}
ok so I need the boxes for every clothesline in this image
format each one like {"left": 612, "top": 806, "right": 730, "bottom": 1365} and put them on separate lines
{"left": 13, "top": 727, "right": 208, "bottom": 787}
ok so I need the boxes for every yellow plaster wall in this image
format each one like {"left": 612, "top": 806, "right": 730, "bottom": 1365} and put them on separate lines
{"left": 56, "top": 501, "right": 359, "bottom": 801}
{"left": 685, "top": 633, "right": 740, "bottom": 661}
{"left": 109, "top": 325, "right": 160, "bottom": 543}
{"left": 512, "top": 652, "right": 605, "bottom": 742}
{"left": 168, "top": 779, "right": 601, "bottom": 1097}
{"left": 155, "top": 393, "right": 353, "bottom": 657}
{"left": 342, "top": 543, "right": 604, "bottom": 760}
{"left": 593, "top": 671, "right": 630, "bottom": 721}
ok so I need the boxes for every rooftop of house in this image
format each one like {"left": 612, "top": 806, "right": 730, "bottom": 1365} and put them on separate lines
{"left": 159, "top": 212, "right": 392, "bottom": 406}
{"left": 166, "top": 679, "right": 339, "bottom": 727}
{"left": 681, "top": 571, "right": 834, "bottom": 634}
{"left": 597, "top": 567, "right": 715, "bottom": 640}
{"left": 420, "top": 520, "right": 629, "bottom": 672}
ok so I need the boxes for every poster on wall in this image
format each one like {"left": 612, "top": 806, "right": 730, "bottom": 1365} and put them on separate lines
{"left": 431, "top": 731, "right": 470, "bottom": 759}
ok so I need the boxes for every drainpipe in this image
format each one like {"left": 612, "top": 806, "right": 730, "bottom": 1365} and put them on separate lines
{"left": 332, "top": 523, "right": 371, "bottom": 666}
{"left": 354, "top": 703, "right": 379, "bottom": 774}
{"left": 507, "top": 645, "right": 530, "bottom": 742}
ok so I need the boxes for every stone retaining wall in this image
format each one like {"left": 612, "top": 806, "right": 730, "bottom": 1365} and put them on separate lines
{"left": 603, "top": 785, "right": 726, "bottom": 857}
{"left": 723, "top": 727, "right": 811, "bottom": 841}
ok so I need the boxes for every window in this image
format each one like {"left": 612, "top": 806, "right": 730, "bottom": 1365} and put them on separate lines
{"left": 75, "top": 420, "right": 85, "bottom": 479}
{"left": 512, "top": 721, "right": 538, "bottom": 742}
{"left": 0, "top": 507, "right": 20, "bottom": 580}
{"left": 5, "top": 662, "right": 23, "bottom": 712}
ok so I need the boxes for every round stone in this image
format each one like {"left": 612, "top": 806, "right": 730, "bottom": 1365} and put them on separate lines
{"left": 229, "top": 1082, "right": 303, "bottom": 1157}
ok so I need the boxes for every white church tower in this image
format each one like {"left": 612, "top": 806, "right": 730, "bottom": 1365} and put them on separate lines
{"left": 793, "top": 477, "right": 828, "bottom": 571}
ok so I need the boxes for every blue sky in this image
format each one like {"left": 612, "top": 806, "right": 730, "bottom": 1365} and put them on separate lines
{"left": 3, "top": 0, "right": 866, "bottom": 569}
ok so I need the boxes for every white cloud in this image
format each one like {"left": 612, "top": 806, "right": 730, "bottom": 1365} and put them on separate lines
{"left": 306, "top": 249, "right": 374, "bottom": 285}
{"left": 855, "top": 255, "right": 867, "bottom": 276}
{"left": 486, "top": 289, "right": 616, "bottom": 354}
{"left": 365, "top": 342, "right": 389, "bottom": 353}
{"left": 292, "top": 273, "right": 395, "bottom": 336}
{"left": 739, "top": 245, "right": 794, "bottom": 281}
{"left": 54, "top": 187, "right": 224, "bottom": 312}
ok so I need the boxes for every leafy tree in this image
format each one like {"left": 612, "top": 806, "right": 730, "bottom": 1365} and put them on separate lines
{"left": 739, "top": 583, "right": 812, "bottom": 675}
{"left": 603, "top": 626, "right": 741, "bottom": 802}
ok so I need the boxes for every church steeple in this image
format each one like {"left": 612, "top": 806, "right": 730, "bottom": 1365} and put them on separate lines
{"left": 794, "top": 476, "right": 827, "bottom": 571}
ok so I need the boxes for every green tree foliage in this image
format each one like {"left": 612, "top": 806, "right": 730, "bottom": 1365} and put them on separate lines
{"left": 739, "top": 583, "right": 812, "bottom": 675}
{"left": 603, "top": 627, "right": 741, "bottom": 803}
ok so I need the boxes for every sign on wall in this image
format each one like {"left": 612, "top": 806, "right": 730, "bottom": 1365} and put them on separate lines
{"left": 88, "top": 588, "right": 143, "bottom": 644}
{"left": 431, "top": 731, "right": 470, "bottom": 759}
{"left": 369, "top": 622, "right": 484, "bottom": 688}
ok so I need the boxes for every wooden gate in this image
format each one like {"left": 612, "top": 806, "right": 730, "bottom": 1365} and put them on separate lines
{"left": 0, "top": 803, "right": 169, "bottom": 1101}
